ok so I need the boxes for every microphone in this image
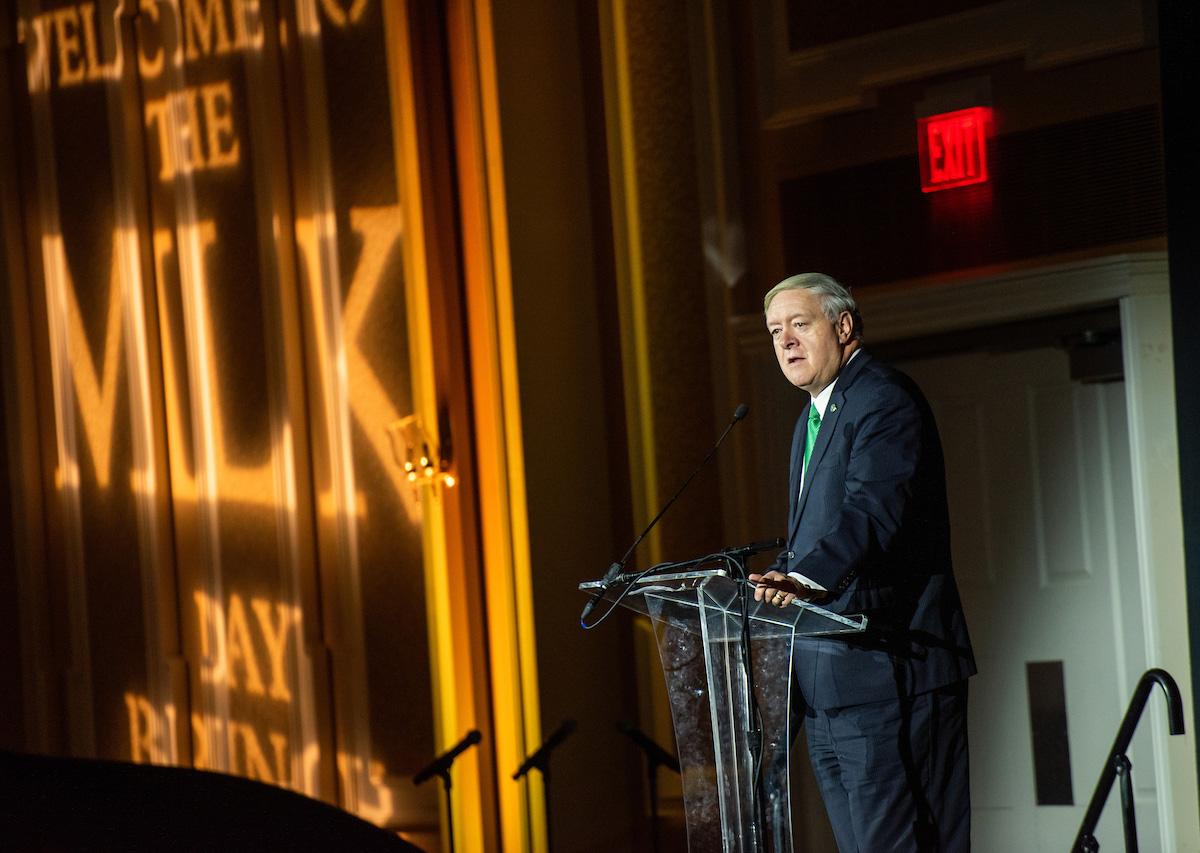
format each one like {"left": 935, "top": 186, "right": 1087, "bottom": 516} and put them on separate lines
{"left": 513, "top": 719, "right": 577, "bottom": 780}
{"left": 721, "top": 537, "right": 784, "bottom": 560}
{"left": 412, "top": 729, "right": 482, "bottom": 786}
{"left": 580, "top": 403, "right": 750, "bottom": 622}
{"left": 616, "top": 720, "right": 680, "bottom": 773}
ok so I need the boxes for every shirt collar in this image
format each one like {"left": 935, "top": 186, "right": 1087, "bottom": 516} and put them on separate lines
{"left": 809, "top": 347, "right": 860, "bottom": 417}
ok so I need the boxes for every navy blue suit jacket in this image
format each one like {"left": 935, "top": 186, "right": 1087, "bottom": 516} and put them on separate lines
{"left": 783, "top": 350, "right": 975, "bottom": 710}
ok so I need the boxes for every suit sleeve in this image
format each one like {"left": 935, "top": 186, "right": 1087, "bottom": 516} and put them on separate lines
{"left": 790, "top": 382, "right": 923, "bottom": 591}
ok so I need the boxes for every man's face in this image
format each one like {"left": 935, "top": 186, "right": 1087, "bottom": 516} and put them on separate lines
{"left": 765, "top": 289, "right": 853, "bottom": 395}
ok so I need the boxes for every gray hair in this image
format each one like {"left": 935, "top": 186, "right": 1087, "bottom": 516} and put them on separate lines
{"left": 762, "top": 272, "right": 863, "bottom": 340}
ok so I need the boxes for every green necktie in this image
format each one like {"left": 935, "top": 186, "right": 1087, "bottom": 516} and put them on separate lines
{"left": 803, "top": 405, "right": 822, "bottom": 474}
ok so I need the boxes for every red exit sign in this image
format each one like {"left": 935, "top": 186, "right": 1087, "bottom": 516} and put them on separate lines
{"left": 918, "top": 107, "right": 991, "bottom": 192}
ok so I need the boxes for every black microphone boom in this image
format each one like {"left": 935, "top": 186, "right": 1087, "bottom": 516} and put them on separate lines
{"left": 580, "top": 403, "right": 750, "bottom": 623}
{"left": 512, "top": 719, "right": 577, "bottom": 780}
{"left": 412, "top": 729, "right": 482, "bottom": 786}
{"left": 616, "top": 720, "right": 680, "bottom": 773}
{"left": 721, "top": 537, "right": 784, "bottom": 560}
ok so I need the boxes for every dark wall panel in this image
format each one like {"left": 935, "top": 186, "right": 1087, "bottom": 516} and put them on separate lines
{"left": 779, "top": 107, "right": 1166, "bottom": 286}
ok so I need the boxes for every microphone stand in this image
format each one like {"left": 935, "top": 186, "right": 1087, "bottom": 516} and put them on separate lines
{"left": 412, "top": 729, "right": 482, "bottom": 853}
{"left": 616, "top": 721, "right": 680, "bottom": 853}
{"left": 728, "top": 549, "right": 767, "bottom": 849}
{"left": 513, "top": 719, "right": 577, "bottom": 853}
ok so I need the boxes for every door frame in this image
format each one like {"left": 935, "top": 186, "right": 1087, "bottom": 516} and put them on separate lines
{"left": 851, "top": 251, "right": 1197, "bottom": 850}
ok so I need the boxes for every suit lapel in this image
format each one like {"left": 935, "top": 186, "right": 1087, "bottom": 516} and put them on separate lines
{"left": 789, "top": 350, "right": 873, "bottom": 542}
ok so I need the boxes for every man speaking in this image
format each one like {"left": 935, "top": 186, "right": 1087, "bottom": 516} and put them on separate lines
{"left": 749, "top": 273, "right": 976, "bottom": 852}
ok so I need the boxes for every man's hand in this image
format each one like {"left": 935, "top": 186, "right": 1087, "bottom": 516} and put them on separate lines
{"left": 749, "top": 570, "right": 821, "bottom": 608}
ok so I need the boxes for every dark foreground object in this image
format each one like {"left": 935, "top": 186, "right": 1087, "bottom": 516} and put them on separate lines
{"left": 0, "top": 750, "right": 421, "bottom": 852}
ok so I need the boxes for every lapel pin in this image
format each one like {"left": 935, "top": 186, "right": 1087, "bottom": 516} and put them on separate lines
{"left": 830, "top": 403, "right": 838, "bottom": 413}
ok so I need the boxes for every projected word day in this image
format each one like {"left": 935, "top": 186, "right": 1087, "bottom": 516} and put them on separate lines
{"left": 126, "top": 590, "right": 301, "bottom": 784}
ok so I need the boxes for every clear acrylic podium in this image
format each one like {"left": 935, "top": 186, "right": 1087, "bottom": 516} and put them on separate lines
{"left": 581, "top": 568, "right": 867, "bottom": 852}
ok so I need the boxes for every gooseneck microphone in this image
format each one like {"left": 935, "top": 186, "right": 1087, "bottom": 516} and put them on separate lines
{"left": 580, "top": 403, "right": 750, "bottom": 623}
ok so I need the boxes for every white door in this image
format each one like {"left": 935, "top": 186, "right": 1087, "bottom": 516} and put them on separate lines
{"left": 896, "top": 345, "right": 1160, "bottom": 852}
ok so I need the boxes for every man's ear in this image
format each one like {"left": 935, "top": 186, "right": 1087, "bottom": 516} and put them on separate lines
{"left": 837, "top": 311, "right": 854, "bottom": 343}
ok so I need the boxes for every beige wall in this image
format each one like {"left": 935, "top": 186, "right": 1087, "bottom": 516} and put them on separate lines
{"left": 491, "top": 1, "right": 648, "bottom": 848}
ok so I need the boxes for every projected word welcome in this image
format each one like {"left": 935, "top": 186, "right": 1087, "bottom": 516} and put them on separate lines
{"left": 20, "top": 1, "right": 370, "bottom": 182}
{"left": 22, "top": 0, "right": 265, "bottom": 91}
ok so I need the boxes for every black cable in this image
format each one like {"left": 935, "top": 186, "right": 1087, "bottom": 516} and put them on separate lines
{"left": 581, "top": 545, "right": 775, "bottom": 630}
{"left": 579, "top": 559, "right": 677, "bottom": 630}
{"left": 580, "top": 550, "right": 727, "bottom": 630}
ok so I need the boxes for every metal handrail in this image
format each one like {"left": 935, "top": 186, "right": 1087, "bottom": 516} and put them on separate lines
{"left": 1071, "top": 668, "right": 1186, "bottom": 852}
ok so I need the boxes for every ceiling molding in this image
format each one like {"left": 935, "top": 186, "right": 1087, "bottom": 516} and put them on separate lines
{"left": 731, "top": 251, "right": 1169, "bottom": 343}
{"left": 758, "top": 0, "right": 1151, "bottom": 127}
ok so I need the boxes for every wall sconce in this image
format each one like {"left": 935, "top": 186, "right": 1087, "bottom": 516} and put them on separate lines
{"left": 387, "top": 415, "right": 456, "bottom": 489}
